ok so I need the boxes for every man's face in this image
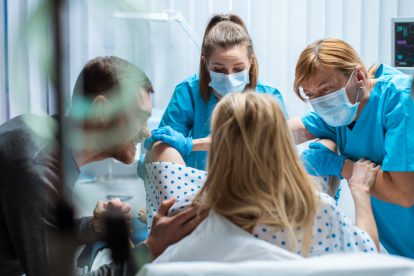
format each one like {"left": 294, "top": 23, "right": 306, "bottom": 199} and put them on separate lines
{"left": 110, "top": 88, "right": 152, "bottom": 164}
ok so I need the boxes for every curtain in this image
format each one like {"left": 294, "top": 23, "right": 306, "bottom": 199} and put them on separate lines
{"left": 0, "top": 0, "right": 413, "bottom": 124}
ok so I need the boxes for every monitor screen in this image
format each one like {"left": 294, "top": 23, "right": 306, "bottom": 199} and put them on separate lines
{"left": 394, "top": 20, "right": 414, "bottom": 68}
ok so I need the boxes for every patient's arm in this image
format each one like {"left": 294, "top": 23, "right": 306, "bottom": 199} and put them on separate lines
{"left": 145, "top": 141, "right": 207, "bottom": 218}
{"left": 313, "top": 142, "right": 379, "bottom": 249}
{"left": 317, "top": 139, "right": 336, "bottom": 151}
{"left": 314, "top": 139, "right": 341, "bottom": 197}
{"left": 348, "top": 159, "right": 380, "bottom": 250}
{"left": 141, "top": 142, "right": 208, "bottom": 260}
{"left": 147, "top": 141, "right": 186, "bottom": 165}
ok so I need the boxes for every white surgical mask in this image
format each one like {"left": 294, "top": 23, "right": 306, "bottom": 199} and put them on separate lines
{"left": 309, "top": 71, "right": 360, "bottom": 127}
{"left": 208, "top": 69, "right": 250, "bottom": 97}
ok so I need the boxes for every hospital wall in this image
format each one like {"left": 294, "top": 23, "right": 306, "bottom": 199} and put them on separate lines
{"left": 1, "top": 0, "right": 414, "bottom": 124}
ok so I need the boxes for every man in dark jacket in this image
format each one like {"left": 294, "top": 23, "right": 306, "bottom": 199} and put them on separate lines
{"left": 0, "top": 56, "right": 207, "bottom": 275}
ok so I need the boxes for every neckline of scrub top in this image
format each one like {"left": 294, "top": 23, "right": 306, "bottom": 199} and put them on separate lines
{"left": 344, "top": 89, "right": 375, "bottom": 133}
{"left": 344, "top": 64, "right": 391, "bottom": 134}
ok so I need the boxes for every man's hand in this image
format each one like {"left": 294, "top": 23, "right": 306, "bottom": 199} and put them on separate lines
{"left": 144, "top": 198, "right": 209, "bottom": 259}
{"left": 92, "top": 198, "right": 132, "bottom": 234}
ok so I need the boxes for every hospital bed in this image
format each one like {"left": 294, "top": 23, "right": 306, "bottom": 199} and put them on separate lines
{"left": 135, "top": 210, "right": 414, "bottom": 276}
{"left": 89, "top": 209, "right": 414, "bottom": 276}
{"left": 137, "top": 253, "right": 414, "bottom": 276}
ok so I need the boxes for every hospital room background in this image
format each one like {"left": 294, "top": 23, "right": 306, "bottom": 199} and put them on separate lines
{"left": 1, "top": 0, "right": 414, "bottom": 268}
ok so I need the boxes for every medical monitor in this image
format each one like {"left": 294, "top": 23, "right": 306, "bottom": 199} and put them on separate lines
{"left": 392, "top": 17, "right": 414, "bottom": 74}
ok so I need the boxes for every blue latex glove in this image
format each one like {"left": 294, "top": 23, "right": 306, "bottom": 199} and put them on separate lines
{"left": 137, "top": 154, "right": 147, "bottom": 179}
{"left": 143, "top": 136, "right": 156, "bottom": 151}
{"left": 144, "top": 126, "right": 193, "bottom": 156}
{"left": 300, "top": 142, "right": 346, "bottom": 178}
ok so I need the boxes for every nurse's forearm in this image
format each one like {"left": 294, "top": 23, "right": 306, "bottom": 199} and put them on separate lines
{"left": 345, "top": 163, "right": 414, "bottom": 207}
{"left": 371, "top": 171, "right": 414, "bottom": 208}
{"left": 192, "top": 137, "right": 211, "bottom": 151}
{"left": 342, "top": 161, "right": 414, "bottom": 206}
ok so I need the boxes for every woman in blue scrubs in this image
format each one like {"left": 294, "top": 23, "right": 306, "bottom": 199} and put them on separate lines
{"left": 143, "top": 14, "right": 287, "bottom": 170}
{"left": 289, "top": 38, "right": 414, "bottom": 258}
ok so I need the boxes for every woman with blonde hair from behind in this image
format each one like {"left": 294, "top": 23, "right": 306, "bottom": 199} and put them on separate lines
{"left": 144, "top": 92, "right": 380, "bottom": 259}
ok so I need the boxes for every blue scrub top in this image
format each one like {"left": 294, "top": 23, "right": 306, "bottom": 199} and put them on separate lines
{"left": 302, "top": 64, "right": 414, "bottom": 258}
{"left": 158, "top": 74, "right": 287, "bottom": 170}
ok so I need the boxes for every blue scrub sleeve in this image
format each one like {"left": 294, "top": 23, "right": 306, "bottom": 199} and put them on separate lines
{"left": 159, "top": 82, "right": 194, "bottom": 137}
{"left": 374, "top": 64, "right": 403, "bottom": 78}
{"left": 382, "top": 84, "right": 414, "bottom": 171}
{"left": 301, "top": 112, "right": 337, "bottom": 142}
{"left": 255, "top": 84, "right": 289, "bottom": 118}
{"left": 271, "top": 90, "right": 289, "bottom": 118}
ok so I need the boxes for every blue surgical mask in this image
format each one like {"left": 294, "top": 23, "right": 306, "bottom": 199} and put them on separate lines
{"left": 309, "top": 72, "right": 360, "bottom": 127}
{"left": 208, "top": 69, "right": 250, "bottom": 96}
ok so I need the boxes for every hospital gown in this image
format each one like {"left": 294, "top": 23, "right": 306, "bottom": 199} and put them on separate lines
{"left": 144, "top": 162, "right": 377, "bottom": 257}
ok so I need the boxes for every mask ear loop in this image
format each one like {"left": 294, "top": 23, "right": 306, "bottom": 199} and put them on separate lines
{"left": 345, "top": 70, "right": 356, "bottom": 88}
{"left": 355, "top": 87, "right": 361, "bottom": 103}
{"left": 345, "top": 70, "right": 361, "bottom": 104}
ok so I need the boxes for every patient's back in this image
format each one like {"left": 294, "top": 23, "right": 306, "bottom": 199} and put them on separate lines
{"left": 253, "top": 192, "right": 376, "bottom": 256}
{"left": 144, "top": 162, "right": 377, "bottom": 257}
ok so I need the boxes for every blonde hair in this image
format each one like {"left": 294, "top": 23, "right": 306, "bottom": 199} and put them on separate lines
{"left": 199, "top": 14, "right": 258, "bottom": 101}
{"left": 294, "top": 38, "right": 377, "bottom": 100}
{"left": 195, "top": 92, "right": 319, "bottom": 254}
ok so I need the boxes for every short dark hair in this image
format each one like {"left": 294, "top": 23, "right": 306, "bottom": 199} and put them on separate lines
{"left": 72, "top": 56, "right": 153, "bottom": 106}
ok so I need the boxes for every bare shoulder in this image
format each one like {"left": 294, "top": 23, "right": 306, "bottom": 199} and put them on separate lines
{"left": 148, "top": 142, "right": 186, "bottom": 165}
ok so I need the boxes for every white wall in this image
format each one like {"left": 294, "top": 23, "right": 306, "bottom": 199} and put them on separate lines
{"left": 98, "top": 0, "right": 414, "bottom": 118}
{"left": 1, "top": 0, "right": 414, "bottom": 122}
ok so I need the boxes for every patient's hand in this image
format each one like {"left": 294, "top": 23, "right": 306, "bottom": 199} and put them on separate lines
{"left": 144, "top": 198, "right": 209, "bottom": 259}
{"left": 92, "top": 198, "right": 132, "bottom": 234}
{"left": 349, "top": 159, "right": 381, "bottom": 196}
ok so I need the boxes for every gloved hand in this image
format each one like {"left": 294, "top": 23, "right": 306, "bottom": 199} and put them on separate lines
{"left": 137, "top": 154, "right": 147, "bottom": 179}
{"left": 144, "top": 126, "right": 193, "bottom": 156}
{"left": 300, "top": 141, "right": 346, "bottom": 178}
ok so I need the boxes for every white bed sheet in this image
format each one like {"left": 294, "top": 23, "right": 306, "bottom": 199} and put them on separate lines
{"left": 138, "top": 253, "right": 414, "bottom": 276}
{"left": 139, "top": 211, "right": 414, "bottom": 276}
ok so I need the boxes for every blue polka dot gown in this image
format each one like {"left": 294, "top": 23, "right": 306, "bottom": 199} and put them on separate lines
{"left": 144, "top": 162, "right": 377, "bottom": 257}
